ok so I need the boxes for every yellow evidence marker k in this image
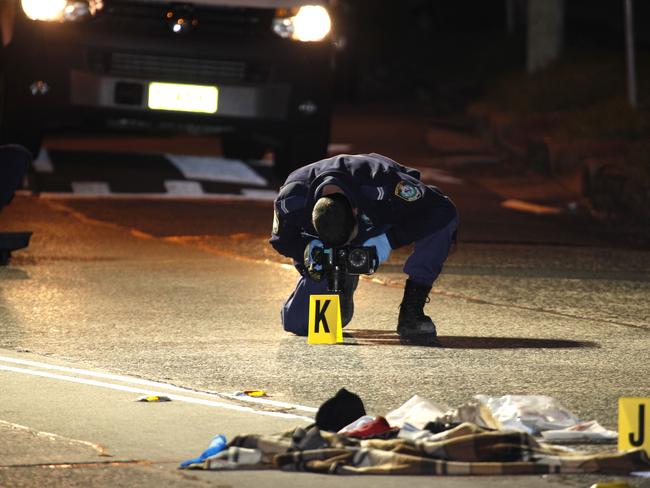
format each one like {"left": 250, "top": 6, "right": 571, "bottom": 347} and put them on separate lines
{"left": 618, "top": 397, "right": 650, "bottom": 454}
{"left": 307, "top": 294, "right": 343, "bottom": 344}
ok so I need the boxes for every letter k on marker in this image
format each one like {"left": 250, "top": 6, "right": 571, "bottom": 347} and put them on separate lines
{"left": 315, "top": 299, "right": 330, "bottom": 333}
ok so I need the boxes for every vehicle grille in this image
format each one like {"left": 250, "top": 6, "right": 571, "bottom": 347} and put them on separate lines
{"left": 108, "top": 52, "right": 247, "bottom": 83}
{"left": 99, "top": 0, "right": 275, "bottom": 37}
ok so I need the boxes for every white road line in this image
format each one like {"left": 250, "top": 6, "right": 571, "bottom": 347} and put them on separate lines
{"left": 241, "top": 188, "right": 278, "bottom": 200}
{"left": 71, "top": 182, "right": 111, "bottom": 196}
{"left": 167, "top": 154, "right": 267, "bottom": 186}
{"left": 0, "top": 355, "right": 317, "bottom": 413}
{"left": 0, "top": 364, "right": 313, "bottom": 422}
{"left": 164, "top": 180, "right": 205, "bottom": 196}
{"left": 33, "top": 149, "right": 54, "bottom": 173}
{"left": 0, "top": 420, "right": 108, "bottom": 456}
{"left": 37, "top": 192, "right": 276, "bottom": 203}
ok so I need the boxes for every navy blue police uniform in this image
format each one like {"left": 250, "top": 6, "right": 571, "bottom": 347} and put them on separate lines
{"left": 270, "top": 153, "right": 458, "bottom": 336}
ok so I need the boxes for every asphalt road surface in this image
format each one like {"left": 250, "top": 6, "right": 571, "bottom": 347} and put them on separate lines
{"left": 1, "top": 105, "right": 649, "bottom": 487}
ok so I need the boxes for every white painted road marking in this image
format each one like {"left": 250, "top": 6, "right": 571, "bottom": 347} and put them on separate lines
{"left": 32, "top": 149, "right": 54, "bottom": 173}
{"left": 167, "top": 154, "right": 267, "bottom": 186}
{"left": 164, "top": 180, "right": 205, "bottom": 196}
{"left": 241, "top": 188, "right": 278, "bottom": 200}
{"left": 0, "top": 355, "right": 317, "bottom": 414}
{"left": 0, "top": 364, "right": 314, "bottom": 422}
{"left": 37, "top": 192, "right": 276, "bottom": 202}
{"left": 71, "top": 182, "right": 111, "bottom": 195}
{"left": 0, "top": 419, "right": 109, "bottom": 456}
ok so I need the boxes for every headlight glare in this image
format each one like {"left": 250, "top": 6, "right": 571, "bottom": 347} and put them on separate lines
{"left": 64, "top": 1, "right": 91, "bottom": 21}
{"left": 273, "top": 5, "right": 331, "bottom": 42}
{"left": 21, "top": 0, "right": 67, "bottom": 21}
{"left": 21, "top": 0, "right": 101, "bottom": 21}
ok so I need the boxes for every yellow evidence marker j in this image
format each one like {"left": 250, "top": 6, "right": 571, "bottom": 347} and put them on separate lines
{"left": 307, "top": 294, "right": 343, "bottom": 344}
{"left": 618, "top": 397, "right": 650, "bottom": 454}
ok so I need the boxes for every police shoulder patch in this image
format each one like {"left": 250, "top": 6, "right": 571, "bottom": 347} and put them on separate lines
{"left": 394, "top": 180, "right": 422, "bottom": 202}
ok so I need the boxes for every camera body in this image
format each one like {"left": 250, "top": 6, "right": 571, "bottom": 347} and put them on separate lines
{"left": 312, "top": 245, "right": 378, "bottom": 292}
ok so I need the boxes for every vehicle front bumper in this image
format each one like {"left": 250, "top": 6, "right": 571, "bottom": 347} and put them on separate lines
{"left": 7, "top": 9, "right": 333, "bottom": 140}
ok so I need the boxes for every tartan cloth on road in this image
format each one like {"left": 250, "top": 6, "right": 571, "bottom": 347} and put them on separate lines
{"left": 185, "top": 422, "right": 650, "bottom": 475}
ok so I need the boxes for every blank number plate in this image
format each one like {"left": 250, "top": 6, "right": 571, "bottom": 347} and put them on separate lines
{"left": 147, "top": 82, "right": 218, "bottom": 114}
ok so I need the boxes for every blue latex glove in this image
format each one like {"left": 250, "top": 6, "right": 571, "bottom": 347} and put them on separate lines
{"left": 363, "top": 233, "right": 391, "bottom": 267}
{"left": 304, "top": 239, "right": 324, "bottom": 280}
{"left": 180, "top": 434, "right": 227, "bottom": 468}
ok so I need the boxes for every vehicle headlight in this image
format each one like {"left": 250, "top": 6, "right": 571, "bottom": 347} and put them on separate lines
{"left": 21, "top": 0, "right": 102, "bottom": 22}
{"left": 21, "top": 0, "right": 67, "bottom": 21}
{"left": 273, "top": 5, "right": 331, "bottom": 42}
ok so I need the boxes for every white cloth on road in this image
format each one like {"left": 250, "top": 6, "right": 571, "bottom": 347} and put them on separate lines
{"left": 475, "top": 394, "right": 580, "bottom": 435}
{"left": 540, "top": 421, "right": 617, "bottom": 443}
{"left": 337, "top": 415, "right": 375, "bottom": 434}
{"left": 385, "top": 394, "right": 450, "bottom": 429}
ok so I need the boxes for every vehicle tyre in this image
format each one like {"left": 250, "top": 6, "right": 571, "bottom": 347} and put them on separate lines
{"left": 274, "top": 130, "right": 329, "bottom": 178}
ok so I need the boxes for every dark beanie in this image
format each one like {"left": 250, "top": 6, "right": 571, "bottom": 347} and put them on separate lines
{"left": 315, "top": 388, "right": 366, "bottom": 432}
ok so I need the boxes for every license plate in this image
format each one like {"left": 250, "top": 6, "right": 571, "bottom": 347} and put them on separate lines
{"left": 147, "top": 82, "right": 218, "bottom": 114}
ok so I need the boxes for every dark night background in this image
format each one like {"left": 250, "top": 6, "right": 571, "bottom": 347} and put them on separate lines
{"left": 335, "top": 0, "right": 649, "bottom": 112}
{"left": 326, "top": 0, "right": 650, "bottom": 222}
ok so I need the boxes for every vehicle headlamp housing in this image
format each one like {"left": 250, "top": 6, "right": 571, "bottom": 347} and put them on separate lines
{"left": 273, "top": 5, "right": 331, "bottom": 42}
{"left": 21, "top": 0, "right": 103, "bottom": 22}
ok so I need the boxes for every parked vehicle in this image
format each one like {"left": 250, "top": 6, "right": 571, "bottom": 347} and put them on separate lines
{"left": 0, "top": 0, "right": 336, "bottom": 175}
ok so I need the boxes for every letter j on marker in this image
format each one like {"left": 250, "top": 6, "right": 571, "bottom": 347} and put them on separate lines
{"left": 619, "top": 397, "right": 650, "bottom": 454}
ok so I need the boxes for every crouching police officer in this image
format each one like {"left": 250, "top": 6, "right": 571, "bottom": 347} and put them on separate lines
{"left": 269, "top": 153, "right": 458, "bottom": 345}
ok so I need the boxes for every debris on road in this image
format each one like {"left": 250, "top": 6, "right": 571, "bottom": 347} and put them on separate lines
{"left": 343, "top": 416, "right": 397, "bottom": 439}
{"left": 474, "top": 394, "right": 580, "bottom": 434}
{"left": 541, "top": 421, "right": 618, "bottom": 444}
{"left": 337, "top": 415, "right": 375, "bottom": 434}
{"left": 235, "top": 390, "right": 268, "bottom": 398}
{"left": 179, "top": 390, "right": 643, "bottom": 476}
{"left": 136, "top": 395, "right": 172, "bottom": 402}
{"left": 385, "top": 394, "right": 501, "bottom": 431}
{"left": 315, "top": 388, "right": 366, "bottom": 433}
{"left": 384, "top": 394, "right": 449, "bottom": 429}
{"left": 179, "top": 421, "right": 649, "bottom": 474}
{"left": 589, "top": 482, "right": 633, "bottom": 488}
{"left": 180, "top": 434, "right": 227, "bottom": 468}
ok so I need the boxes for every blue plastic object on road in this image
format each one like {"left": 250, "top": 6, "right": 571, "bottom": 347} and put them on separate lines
{"left": 179, "top": 434, "right": 227, "bottom": 468}
{"left": 363, "top": 233, "right": 391, "bottom": 266}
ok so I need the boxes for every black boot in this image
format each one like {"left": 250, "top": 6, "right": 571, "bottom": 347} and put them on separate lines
{"left": 339, "top": 275, "right": 358, "bottom": 327}
{"left": 397, "top": 279, "right": 439, "bottom": 345}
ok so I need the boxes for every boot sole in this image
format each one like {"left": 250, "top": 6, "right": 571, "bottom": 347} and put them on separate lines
{"left": 397, "top": 333, "right": 441, "bottom": 347}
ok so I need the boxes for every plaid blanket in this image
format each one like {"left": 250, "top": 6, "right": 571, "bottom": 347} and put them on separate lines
{"left": 184, "top": 422, "right": 650, "bottom": 475}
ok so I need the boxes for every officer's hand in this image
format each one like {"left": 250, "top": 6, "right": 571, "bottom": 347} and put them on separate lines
{"left": 304, "top": 239, "right": 324, "bottom": 281}
{"left": 363, "top": 233, "right": 391, "bottom": 269}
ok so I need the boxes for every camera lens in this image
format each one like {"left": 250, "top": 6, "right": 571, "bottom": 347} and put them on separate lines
{"left": 348, "top": 248, "right": 368, "bottom": 269}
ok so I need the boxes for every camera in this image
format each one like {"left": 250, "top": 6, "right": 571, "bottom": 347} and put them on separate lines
{"left": 311, "top": 245, "right": 378, "bottom": 292}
